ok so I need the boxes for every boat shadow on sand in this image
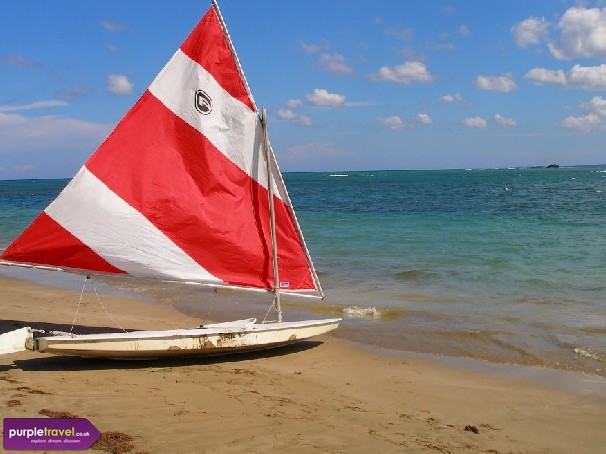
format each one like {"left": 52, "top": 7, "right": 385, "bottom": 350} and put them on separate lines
{"left": 1, "top": 319, "right": 324, "bottom": 372}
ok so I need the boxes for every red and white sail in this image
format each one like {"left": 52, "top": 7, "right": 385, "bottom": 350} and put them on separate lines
{"left": 1, "top": 4, "right": 322, "bottom": 296}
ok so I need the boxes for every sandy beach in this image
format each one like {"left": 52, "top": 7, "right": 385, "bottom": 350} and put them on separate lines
{"left": 1, "top": 275, "right": 605, "bottom": 454}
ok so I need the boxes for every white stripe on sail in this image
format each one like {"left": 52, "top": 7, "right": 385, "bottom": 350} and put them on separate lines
{"left": 148, "top": 49, "right": 285, "bottom": 202}
{"left": 45, "top": 167, "right": 223, "bottom": 284}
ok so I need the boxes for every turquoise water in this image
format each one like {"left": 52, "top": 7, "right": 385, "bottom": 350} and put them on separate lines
{"left": 1, "top": 167, "right": 605, "bottom": 376}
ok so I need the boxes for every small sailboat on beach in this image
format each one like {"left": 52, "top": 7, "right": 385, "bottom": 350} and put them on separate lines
{"left": 0, "top": 1, "right": 340, "bottom": 358}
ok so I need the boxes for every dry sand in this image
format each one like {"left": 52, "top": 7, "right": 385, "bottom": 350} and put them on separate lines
{"left": 1, "top": 275, "right": 605, "bottom": 453}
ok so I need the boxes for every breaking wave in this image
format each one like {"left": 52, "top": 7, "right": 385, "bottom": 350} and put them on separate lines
{"left": 574, "top": 347, "right": 605, "bottom": 362}
{"left": 342, "top": 305, "right": 381, "bottom": 319}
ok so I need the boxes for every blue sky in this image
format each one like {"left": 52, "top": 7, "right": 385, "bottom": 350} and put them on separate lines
{"left": 2, "top": 0, "right": 606, "bottom": 179}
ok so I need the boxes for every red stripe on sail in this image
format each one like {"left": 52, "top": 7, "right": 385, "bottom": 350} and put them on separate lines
{"left": 85, "top": 92, "right": 314, "bottom": 290}
{"left": 1, "top": 212, "right": 125, "bottom": 274}
{"left": 181, "top": 7, "right": 255, "bottom": 112}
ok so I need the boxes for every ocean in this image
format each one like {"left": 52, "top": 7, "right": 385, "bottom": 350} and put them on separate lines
{"left": 1, "top": 166, "right": 605, "bottom": 377}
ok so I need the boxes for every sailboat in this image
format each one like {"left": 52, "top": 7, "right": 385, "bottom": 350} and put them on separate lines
{"left": 0, "top": 1, "right": 340, "bottom": 359}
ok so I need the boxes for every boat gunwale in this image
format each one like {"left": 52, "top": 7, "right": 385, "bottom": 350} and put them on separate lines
{"left": 37, "top": 318, "right": 342, "bottom": 343}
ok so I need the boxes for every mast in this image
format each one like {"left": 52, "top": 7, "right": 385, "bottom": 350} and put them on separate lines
{"left": 261, "top": 107, "right": 282, "bottom": 322}
{"left": 214, "top": 0, "right": 283, "bottom": 318}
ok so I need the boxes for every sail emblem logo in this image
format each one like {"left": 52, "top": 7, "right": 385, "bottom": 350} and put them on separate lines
{"left": 195, "top": 90, "right": 212, "bottom": 115}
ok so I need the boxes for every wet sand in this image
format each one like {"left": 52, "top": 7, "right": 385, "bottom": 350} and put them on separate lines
{"left": 1, "top": 275, "right": 605, "bottom": 453}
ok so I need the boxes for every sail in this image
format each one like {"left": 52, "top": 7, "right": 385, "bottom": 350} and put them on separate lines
{"left": 1, "top": 4, "right": 322, "bottom": 296}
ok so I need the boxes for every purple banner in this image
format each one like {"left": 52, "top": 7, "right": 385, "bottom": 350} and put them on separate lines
{"left": 3, "top": 418, "right": 100, "bottom": 450}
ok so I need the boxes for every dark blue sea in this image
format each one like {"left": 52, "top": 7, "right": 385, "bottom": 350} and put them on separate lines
{"left": 1, "top": 166, "right": 605, "bottom": 376}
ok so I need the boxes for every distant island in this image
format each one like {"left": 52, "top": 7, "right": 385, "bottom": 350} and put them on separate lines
{"left": 546, "top": 164, "right": 560, "bottom": 168}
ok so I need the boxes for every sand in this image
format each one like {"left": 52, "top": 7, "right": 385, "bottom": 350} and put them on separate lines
{"left": 1, "top": 275, "right": 605, "bottom": 454}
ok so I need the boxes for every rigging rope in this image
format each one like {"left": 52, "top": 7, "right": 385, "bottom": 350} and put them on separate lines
{"left": 261, "top": 297, "right": 279, "bottom": 324}
{"left": 69, "top": 277, "right": 88, "bottom": 335}
{"left": 200, "top": 288, "right": 219, "bottom": 326}
{"left": 70, "top": 275, "right": 127, "bottom": 335}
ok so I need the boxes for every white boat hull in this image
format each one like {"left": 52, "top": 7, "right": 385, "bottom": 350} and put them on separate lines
{"left": 31, "top": 318, "right": 341, "bottom": 359}
{"left": 0, "top": 327, "right": 33, "bottom": 354}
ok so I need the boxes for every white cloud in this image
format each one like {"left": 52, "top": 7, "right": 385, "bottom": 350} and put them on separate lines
{"left": 294, "top": 115, "right": 312, "bottom": 126}
{"left": 525, "top": 64, "right": 606, "bottom": 90}
{"left": 561, "top": 113, "right": 601, "bottom": 132}
{"left": 475, "top": 73, "right": 517, "bottom": 92}
{"left": 548, "top": 6, "right": 606, "bottom": 60}
{"left": 299, "top": 41, "right": 322, "bottom": 54}
{"left": 0, "top": 112, "right": 25, "bottom": 127}
{"left": 566, "top": 64, "right": 606, "bottom": 90}
{"left": 299, "top": 41, "right": 353, "bottom": 75}
{"left": 561, "top": 96, "right": 606, "bottom": 132}
{"left": 494, "top": 113, "right": 517, "bottom": 127}
{"left": 511, "top": 16, "right": 549, "bottom": 48}
{"left": 0, "top": 112, "right": 110, "bottom": 153}
{"left": 377, "top": 116, "right": 405, "bottom": 130}
{"left": 585, "top": 95, "right": 606, "bottom": 117}
{"left": 373, "top": 61, "right": 434, "bottom": 84}
{"left": 276, "top": 108, "right": 312, "bottom": 126}
{"left": 106, "top": 73, "right": 133, "bottom": 95}
{"left": 524, "top": 68, "right": 567, "bottom": 85}
{"left": 416, "top": 113, "right": 432, "bottom": 125}
{"left": 460, "top": 25, "right": 471, "bottom": 38}
{"left": 0, "top": 100, "right": 68, "bottom": 112}
{"left": 276, "top": 108, "right": 296, "bottom": 120}
{"left": 306, "top": 88, "right": 346, "bottom": 107}
{"left": 463, "top": 116, "right": 487, "bottom": 128}
{"left": 377, "top": 113, "right": 432, "bottom": 130}
{"left": 100, "top": 20, "right": 128, "bottom": 32}
{"left": 278, "top": 99, "right": 312, "bottom": 126}
{"left": 514, "top": 7, "right": 606, "bottom": 60}
{"left": 286, "top": 99, "right": 303, "bottom": 109}
{"left": 318, "top": 52, "right": 354, "bottom": 75}
{"left": 440, "top": 92, "right": 463, "bottom": 103}
{"left": 0, "top": 55, "right": 41, "bottom": 68}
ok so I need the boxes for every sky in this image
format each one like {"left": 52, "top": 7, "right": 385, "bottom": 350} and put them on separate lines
{"left": 1, "top": 0, "right": 606, "bottom": 179}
